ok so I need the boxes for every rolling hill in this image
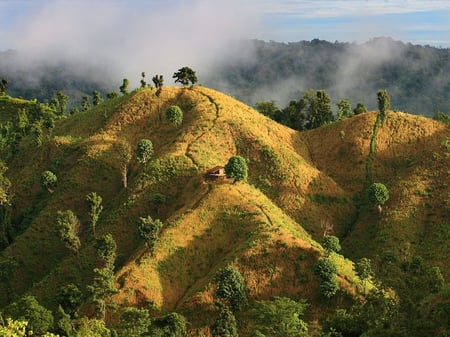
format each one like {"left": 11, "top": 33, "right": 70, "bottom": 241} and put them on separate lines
{"left": 0, "top": 86, "right": 449, "bottom": 335}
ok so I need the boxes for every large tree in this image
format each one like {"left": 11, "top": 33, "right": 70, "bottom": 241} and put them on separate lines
{"left": 173, "top": 66, "right": 197, "bottom": 86}
{"left": 304, "top": 89, "right": 333, "bottom": 129}
{"left": 368, "top": 182, "right": 389, "bottom": 212}
{"left": 95, "top": 233, "right": 117, "bottom": 269}
{"left": 215, "top": 265, "right": 248, "bottom": 312}
{"left": 138, "top": 216, "right": 163, "bottom": 255}
{"left": 136, "top": 139, "right": 154, "bottom": 164}
{"left": 224, "top": 155, "right": 248, "bottom": 183}
{"left": 377, "top": 89, "right": 390, "bottom": 125}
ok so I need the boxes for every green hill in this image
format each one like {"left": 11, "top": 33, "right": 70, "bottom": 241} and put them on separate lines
{"left": 0, "top": 86, "right": 449, "bottom": 336}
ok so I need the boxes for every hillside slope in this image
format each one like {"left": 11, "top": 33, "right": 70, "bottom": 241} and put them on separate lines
{"left": 1, "top": 86, "right": 449, "bottom": 335}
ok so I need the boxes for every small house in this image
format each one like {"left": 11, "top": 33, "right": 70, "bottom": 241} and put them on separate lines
{"left": 205, "top": 166, "right": 226, "bottom": 179}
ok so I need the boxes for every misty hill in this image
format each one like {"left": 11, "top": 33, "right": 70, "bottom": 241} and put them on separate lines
{"left": 208, "top": 37, "right": 450, "bottom": 116}
{"left": 2, "top": 37, "right": 450, "bottom": 117}
{"left": 0, "top": 86, "right": 449, "bottom": 336}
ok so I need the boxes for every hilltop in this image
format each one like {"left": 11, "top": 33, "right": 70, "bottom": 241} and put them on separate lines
{"left": 0, "top": 86, "right": 449, "bottom": 336}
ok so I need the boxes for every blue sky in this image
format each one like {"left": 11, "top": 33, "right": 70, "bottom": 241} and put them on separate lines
{"left": 1, "top": 0, "right": 450, "bottom": 49}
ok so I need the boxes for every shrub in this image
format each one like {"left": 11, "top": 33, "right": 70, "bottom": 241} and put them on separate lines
{"left": 41, "top": 170, "right": 57, "bottom": 192}
{"left": 314, "top": 257, "right": 338, "bottom": 280}
{"left": 215, "top": 265, "right": 248, "bottom": 311}
{"left": 224, "top": 155, "right": 248, "bottom": 183}
{"left": 165, "top": 105, "right": 183, "bottom": 126}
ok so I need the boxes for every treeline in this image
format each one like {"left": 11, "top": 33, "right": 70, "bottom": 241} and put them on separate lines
{"left": 208, "top": 37, "right": 450, "bottom": 116}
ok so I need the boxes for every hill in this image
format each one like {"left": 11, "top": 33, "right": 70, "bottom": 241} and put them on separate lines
{"left": 0, "top": 86, "right": 449, "bottom": 336}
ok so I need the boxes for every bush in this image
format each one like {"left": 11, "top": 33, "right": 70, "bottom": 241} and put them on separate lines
{"left": 224, "top": 155, "right": 248, "bottom": 183}
{"left": 314, "top": 257, "right": 338, "bottom": 280}
{"left": 165, "top": 105, "right": 183, "bottom": 126}
{"left": 322, "top": 235, "right": 341, "bottom": 256}
{"left": 41, "top": 170, "right": 57, "bottom": 192}
{"left": 136, "top": 139, "right": 154, "bottom": 164}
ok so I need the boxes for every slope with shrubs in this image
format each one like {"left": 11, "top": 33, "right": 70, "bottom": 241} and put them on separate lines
{"left": 1, "top": 86, "right": 449, "bottom": 335}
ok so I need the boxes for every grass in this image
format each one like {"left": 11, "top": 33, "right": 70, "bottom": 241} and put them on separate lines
{"left": 1, "top": 86, "right": 449, "bottom": 333}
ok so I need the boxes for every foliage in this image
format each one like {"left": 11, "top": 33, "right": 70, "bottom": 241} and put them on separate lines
{"left": 211, "top": 305, "right": 238, "bottom": 337}
{"left": 41, "top": 170, "right": 57, "bottom": 192}
{"left": 150, "top": 312, "right": 187, "bottom": 337}
{"left": 433, "top": 111, "right": 450, "bottom": 123}
{"left": 353, "top": 102, "right": 368, "bottom": 115}
{"left": 224, "top": 155, "right": 248, "bottom": 183}
{"left": 0, "top": 317, "right": 28, "bottom": 337}
{"left": 165, "top": 105, "right": 183, "bottom": 126}
{"left": 319, "top": 277, "right": 340, "bottom": 298}
{"left": 95, "top": 233, "right": 117, "bottom": 269}
{"left": 314, "top": 257, "right": 338, "bottom": 280}
{"left": 56, "top": 210, "right": 81, "bottom": 255}
{"left": 140, "top": 72, "right": 147, "bottom": 89}
{"left": 152, "top": 74, "right": 164, "bottom": 96}
{"left": 87, "top": 267, "right": 118, "bottom": 319}
{"left": 355, "top": 258, "right": 373, "bottom": 291}
{"left": 138, "top": 216, "right": 163, "bottom": 255}
{"left": 337, "top": 99, "right": 352, "bottom": 120}
{"left": 173, "top": 66, "right": 197, "bottom": 86}
{"left": 53, "top": 91, "right": 69, "bottom": 115}
{"left": 74, "top": 317, "right": 111, "bottom": 337}
{"left": 368, "top": 182, "right": 389, "bottom": 207}
{"left": 215, "top": 265, "right": 248, "bottom": 312}
{"left": 113, "top": 140, "right": 132, "bottom": 188}
{"left": 5, "top": 295, "right": 54, "bottom": 336}
{"left": 86, "top": 192, "right": 103, "bottom": 236}
{"left": 0, "top": 161, "right": 11, "bottom": 206}
{"left": 55, "top": 305, "right": 74, "bottom": 336}
{"left": 250, "top": 296, "right": 309, "bottom": 337}
{"left": 92, "top": 90, "right": 103, "bottom": 106}
{"left": 119, "top": 78, "right": 129, "bottom": 95}
{"left": 136, "top": 138, "right": 154, "bottom": 164}
{"left": 377, "top": 90, "right": 390, "bottom": 125}
{"left": 322, "top": 235, "right": 341, "bottom": 256}
{"left": 305, "top": 89, "right": 334, "bottom": 129}
{"left": 118, "top": 307, "right": 150, "bottom": 337}
{"left": 81, "top": 95, "right": 90, "bottom": 111}
{"left": 57, "top": 283, "right": 83, "bottom": 317}
{"left": 0, "top": 78, "right": 7, "bottom": 96}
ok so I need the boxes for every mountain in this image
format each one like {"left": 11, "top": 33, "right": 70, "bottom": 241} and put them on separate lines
{"left": 0, "top": 86, "right": 449, "bottom": 336}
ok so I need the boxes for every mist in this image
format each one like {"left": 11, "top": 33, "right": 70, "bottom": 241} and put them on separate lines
{"left": 1, "top": 0, "right": 261, "bottom": 90}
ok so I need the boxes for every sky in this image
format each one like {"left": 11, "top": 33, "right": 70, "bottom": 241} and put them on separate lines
{"left": 1, "top": 0, "right": 450, "bottom": 86}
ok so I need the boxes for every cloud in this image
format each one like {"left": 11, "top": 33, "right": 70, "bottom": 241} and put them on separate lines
{"left": 4, "top": 0, "right": 261, "bottom": 86}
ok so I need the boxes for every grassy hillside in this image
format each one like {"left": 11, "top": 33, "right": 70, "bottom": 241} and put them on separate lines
{"left": 1, "top": 86, "right": 449, "bottom": 335}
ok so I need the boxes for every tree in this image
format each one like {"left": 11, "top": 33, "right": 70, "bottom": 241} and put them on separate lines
{"left": 118, "top": 307, "right": 150, "bottom": 337}
{"left": 41, "top": 170, "right": 57, "bottom": 193}
{"left": 211, "top": 305, "right": 238, "bottom": 337}
{"left": 173, "top": 66, "right": 197, "bottom": 86}
{"left": 86, "top": 192, "right": 103, "bottom": 236}
{"left": 6, "top": 295, "right": 54, "bottom": 336}
{"left": 165, "top": 105, "right": 183, "bottom": 126}
{"left": 56, "top": 210, "right": 81, "bottom": 255}
{"left": 55, "top": 305, "right": 74, "bottom": 336}
{"left": 0, "top": 161, "right": 11, "bottom": 206}
{"left": 55, "top": 91, "right": 69, "bottom": 115}
{"left": 0, "top": 78, "right": 8, "bottom": 96}
{"left": 113, "top": 140, "right": 132, "bottom": 189}
{"left": 224, "top": 155, "right": 248, "bottom": 183}
{"left": 136, "top": 139, "right": 154, "bottom": 164}
{"left": 215, "top": 265, "right": 248, "bottom": 312}
{"left": 57, "top": 283, "right": 83, "bottom": 317}
{"left": 319, "top": 277, "right": 340, "bottom": 298}
{"left": 138, "top": 216, "right": 163, "bottom": 255}
{"left": 74, "top": 317, "right": 112, "bottom": 337}
{"left": 337, "top": 99, "right": 352, "bottom": 120}
{"left": 106, "top": 91, "right": 119, "bottom": 99}
{"left": 152, "top": 74, "right": 164, "bottom": 97}
{"left": 150, "top": 312, "right": 187, "bottom": 337}
{"left": 368, "top": 182, "right": 389, "bottom": 212}
{"left": 250, "top": 296, "right": 309, "bottom": 337}
{"left": 355, "top": 257, "right": 373, "bottom": 294}
{"left": 140, "top": 72, "right": 147, "bottom": 89}
{"left": 314, "top": 257, "right": 338, "bottom": 280}
{"left": 255, "top": 100, "right": 281, "bottom": 120}
{"left": 87, "top": 267, "right": 118, "bottom": 319}
{"left": 92, "top": 90, "right": 103, "bottom": 106}
{"left": 0, "top": 317, "right": 28, "bottom": 337}
{"left": 322, "top": 235, "right": 341, "bottom": 256}
{"left": 353, "top": 102, "right": 368, "bottom": 115}
{"left": 95, "top": 234, "right": 117, "bottom": 269}
{"left": 120, "top": 78, "right": 130, "bottom": 95}
{"left": 377, "top": 89, "right": 390, "bottom": 125}
{"left": 304, "top": 89, "right": 333, "bottom": 129}
{"left": 427, "top": 266, "right": 445, "bottom": 293}
{"left": 81, "top": 95, "right": 90, "bottom": 111}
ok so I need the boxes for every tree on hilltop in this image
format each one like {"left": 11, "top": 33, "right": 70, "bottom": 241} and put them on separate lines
{"left": 0, "top": 78, "right": 8, "bottom": 96}
{"left": 377, "top": 89, "right": 390, "bottom": 125}
{"left": 152, "top": 74, "right": 164, "bottom": 97}
{"left": 173, "top": 66, "right": 197, "bottom": 87}
{"left": 120, "top": 78, "right": 130, "bottom": 95}
{"left": 92, "top": 90, "right": 103, "bottom": 106}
